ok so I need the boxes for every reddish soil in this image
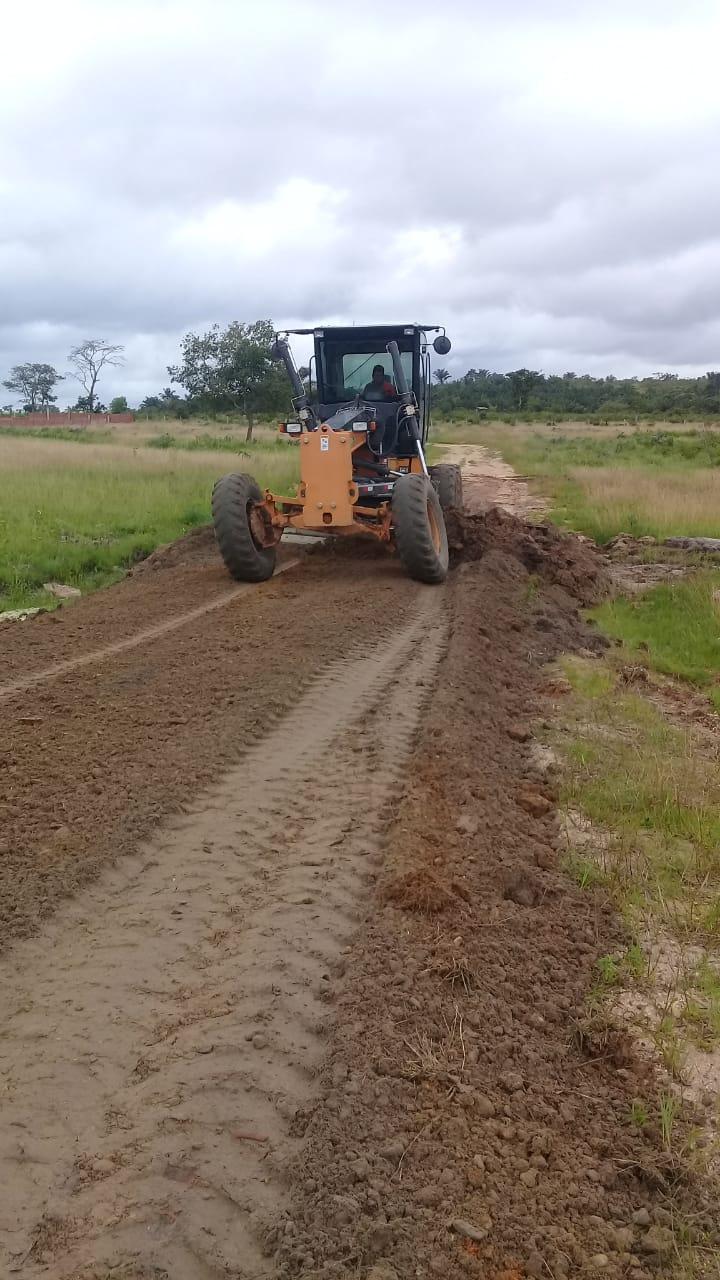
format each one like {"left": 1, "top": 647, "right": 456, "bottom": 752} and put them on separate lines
{"left": 0, "top": 510, "right": 716, "bottom": 1279}
{"left": 0, "top": 544, "right": 422, "bottom": 944}
{"left": 270, "top": 548, "right": 715, "bottom": 1279}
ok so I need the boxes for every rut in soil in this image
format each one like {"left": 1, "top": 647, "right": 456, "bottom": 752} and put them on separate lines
{"left": 0, "top": 594, "right": 447, "bottom": 1280}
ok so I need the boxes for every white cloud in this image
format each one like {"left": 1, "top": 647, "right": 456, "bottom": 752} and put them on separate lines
{"left": 1, "top": 0, "right": 720, "bottom": 404}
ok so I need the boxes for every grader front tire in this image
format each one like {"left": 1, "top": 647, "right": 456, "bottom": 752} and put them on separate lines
{"left": 392, "top": 473, "right": 449, "bottom": 585}
{"left": 212, "top": 473, "right": 277, "bottom": 583}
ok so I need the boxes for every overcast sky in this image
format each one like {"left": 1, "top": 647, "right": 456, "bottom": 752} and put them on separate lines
{"left": 2, "top": 0, "right": 720, "bottom": 406}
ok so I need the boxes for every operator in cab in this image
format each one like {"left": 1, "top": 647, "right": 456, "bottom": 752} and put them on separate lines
{"left": 363, "top": 364, "right": 396, "bottom": 402}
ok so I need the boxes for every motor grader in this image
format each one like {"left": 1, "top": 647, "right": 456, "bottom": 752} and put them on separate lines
{"left": 211, "top": 324, "right": 462, "bottom": 584}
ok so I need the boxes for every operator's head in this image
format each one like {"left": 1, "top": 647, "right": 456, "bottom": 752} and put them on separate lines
{"left": 371, "top": 364, "right": 386, "bottom": 387}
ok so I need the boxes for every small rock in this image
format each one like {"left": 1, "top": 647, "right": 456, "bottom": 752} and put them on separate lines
{"left": 518, "top": 789, "right": 553, "bottom": 818}
{"left": 449, "top": 1218, "right": 487, "bottom": 1242}
{"left": 416, "top": 1184, "right": 443, "bottom": 1207}
{"left": 350, "top": 1157, "right": 370, "bottom": 1181}
{"left": 520, "top": 1168, "right": 538, "bottom": 1188}
{"left": 475, "top": 1095, "right": 496, "bottom": 1118}
{"left": 640, "top": 1225, "right": 674, "bottom": 1256}
{"left": 632, "top": 1207, "right": 651, "bottom": 1227}
{"left": 251, "top": 1032, "right": 268, "bottom": 1050}
{"left": 499, "top": 1070, "right": 524, "bottom": 1093}
{"left": 43, "top": 581, "right": 81, "bottom": 598}
{"left": 93, "top": 1157, "right": 114, "bottom": 1175}
{"left": 473, "top": 1154, "right": 486, "bottom": 1171}
{"left": 590, "top": 1256, "right": 609, "bottom": 1269}
{"left": 0, "top": 607, "right": 44, "bottom": 623}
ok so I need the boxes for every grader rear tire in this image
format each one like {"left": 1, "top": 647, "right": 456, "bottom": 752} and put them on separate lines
{"left": 429, "top": 462, "right": 463, "bottom": 511}
{"left": 212, "top": 473, "right": 277, "bottom": 583}
{"left": 392, "top": 473, "right": 449, "bottom": 584}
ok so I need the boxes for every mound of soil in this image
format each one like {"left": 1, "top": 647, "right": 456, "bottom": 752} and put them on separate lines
{"left": 128, "top": 523, "right": 218, "bottom": 574}
{"left": 271, "top": 544, "right": 713, "bottom": 1278}
{"left": 446, "top": 506, "right": 610, "bottom": 606}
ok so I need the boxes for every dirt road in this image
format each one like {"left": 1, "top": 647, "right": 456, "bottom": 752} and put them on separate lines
{"left": 437, "top": 443, "right": 545, "bottom": 519}
{"left": 1, "top": 510, "right": 713, "bottom": 1278}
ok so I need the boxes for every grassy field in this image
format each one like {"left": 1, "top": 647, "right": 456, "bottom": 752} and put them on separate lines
{"left": 0, "top": 434, "right": 298, "bottom": 611}
{"left": 434, "top": 419, "right": 720, "bottom": 542}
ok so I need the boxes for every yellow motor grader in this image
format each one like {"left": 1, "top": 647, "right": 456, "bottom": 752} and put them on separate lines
{"left": 212, "top": 324, "right": 462, "bottom": 584}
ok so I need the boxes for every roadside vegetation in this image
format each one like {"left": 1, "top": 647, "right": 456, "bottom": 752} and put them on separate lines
{"left": 462, "top": 416, "right": 720, "bottom": 1219}
{"left": 0, "top": 434, "right": 297, "bottom": 611}
{"left": 436, "top": 419, "right": 720, "bottom": 541}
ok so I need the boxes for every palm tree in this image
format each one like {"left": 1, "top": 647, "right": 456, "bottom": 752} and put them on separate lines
{"left": 433, "top": 368, "right": 451, "bottom": 385}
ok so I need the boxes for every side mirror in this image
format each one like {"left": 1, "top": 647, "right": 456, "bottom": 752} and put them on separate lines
{"left": 433, "top": 334, "right": 452, "bottom": 355}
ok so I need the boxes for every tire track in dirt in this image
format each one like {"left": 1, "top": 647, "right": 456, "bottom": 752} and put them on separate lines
{"left": 0, "top": 593, "right": 448, "bottom": 1280}
{"left": 0, "top": 561, "right": 300, "bottom": 704}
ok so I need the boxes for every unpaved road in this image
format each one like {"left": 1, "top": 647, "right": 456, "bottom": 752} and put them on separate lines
{"left": 438, "top": 443, "right": 545, "bottom": 519}
{"left": 1, "top": 504, "right": 715, "bottom": 1278}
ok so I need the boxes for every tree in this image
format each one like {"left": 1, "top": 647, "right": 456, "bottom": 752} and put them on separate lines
{"left": 2, "top": 363, "right": 64, "bottom": 412}
{"left": 68, "top": 339, "right": 124, "bottom": 413}
{"left": 433, "top": 368, "right": 451, "bottom": 385}
{"left": 168, "top": 319, "right": 286, "bottom": 441}
{"left": 110, "top": 395, "right": 129, "bottom": 413}
{"left": 505, "top": 368, "right": 541, "bottom": 410}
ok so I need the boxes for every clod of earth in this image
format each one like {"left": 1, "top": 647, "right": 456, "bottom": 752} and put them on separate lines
{"left": 449, "top": 1218, "right": 488, "bottom": 1242}
{"left": 517, "top": 788, "right": 553, "bottom": 817}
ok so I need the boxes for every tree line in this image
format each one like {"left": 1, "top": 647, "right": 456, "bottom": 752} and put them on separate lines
{"left": 431, "top": 367, "right": 720, "bottom": 419}
{"left": 5, "top": 321, "right": 720, "bottom": 427}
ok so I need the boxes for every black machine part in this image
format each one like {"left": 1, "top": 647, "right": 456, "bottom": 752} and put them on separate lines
{"left": 385, "top": 340, "right": 429, "bottom": 477}
{"left": 271, "top": 337, "right": 317, "bottom": 428}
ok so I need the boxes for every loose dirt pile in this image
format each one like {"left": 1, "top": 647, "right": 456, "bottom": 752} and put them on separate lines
{"left": 446, "top": 505, "right": 610, "bottom": 605}
{"left": 271, "top": 544, "right": 714, "bottom": 1279}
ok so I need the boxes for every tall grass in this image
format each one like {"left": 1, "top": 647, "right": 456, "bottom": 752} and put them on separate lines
{"left": 555, "top": 466, "right": 720, "bottom": 542}
{"left": 0, "top": 437, "right": 298, "bottom": 610}
{"left": 433, "top": 421, "right": 720, "bottom": 542}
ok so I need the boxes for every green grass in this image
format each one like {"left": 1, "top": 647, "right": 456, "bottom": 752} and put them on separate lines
{"left": 593, "top": 573, "right": 720, "bottom": 693}
{"left": 434, "top": 421, "right": 720, "bottom": 542}
{"left": 146, "top": 431, "right": 291, "bottom": 454}
{"left": 0, "top": 436, "right": 298, "bottom": 610}
{"left": 0, "top": 425, "right": 114, "bottom": 444}
{"left": 555, "top": 656, "right": 720, "bottom": 937}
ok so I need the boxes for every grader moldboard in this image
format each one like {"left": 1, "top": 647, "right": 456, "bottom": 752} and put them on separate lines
{"left": 211, "top": 324, "right": 462, "bottom": 584}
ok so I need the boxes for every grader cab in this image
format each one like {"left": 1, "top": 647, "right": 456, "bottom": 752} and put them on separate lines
{"left": 211, "top": 324, "right": 462, "bottom": 585}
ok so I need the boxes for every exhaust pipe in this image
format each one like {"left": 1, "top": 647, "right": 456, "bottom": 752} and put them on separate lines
{"left": 272, "top": 336, "right": 316, "bottom": 424}
{"left": 386, "top": 340, "right": 428, "bottom": 476}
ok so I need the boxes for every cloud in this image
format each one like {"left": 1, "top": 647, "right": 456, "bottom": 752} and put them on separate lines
{"left": 2, "top": 0, "right": 720, "bottom": 404}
